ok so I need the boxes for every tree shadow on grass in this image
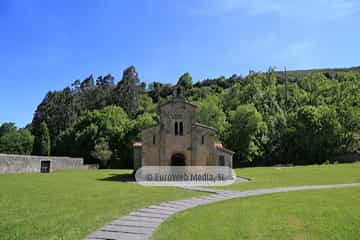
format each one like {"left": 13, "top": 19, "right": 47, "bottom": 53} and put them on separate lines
{"left": 98, "top": 173, "right": 135, "bottom": 182}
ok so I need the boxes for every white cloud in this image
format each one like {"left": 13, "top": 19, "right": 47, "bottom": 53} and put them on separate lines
{"left": 191, "top": 0, "right": 360, "bottom": 20}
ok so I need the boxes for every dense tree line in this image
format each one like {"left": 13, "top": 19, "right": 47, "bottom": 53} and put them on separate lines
{"left": 1, "top": 65, "right": 360, "bottom": 167}
{"left": 0, "top": 123, "right": 33, "bottom": 155}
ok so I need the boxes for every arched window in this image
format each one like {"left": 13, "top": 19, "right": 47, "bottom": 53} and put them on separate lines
{"left": 179, "top": 122, "right": 183, "bottom": 136}
{"left": 175, "top": 122, "right": 178, "bottom": 136}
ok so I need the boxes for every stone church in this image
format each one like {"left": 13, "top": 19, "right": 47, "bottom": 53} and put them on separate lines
{"left": 133, "top": 87, "right": 234, "bottom": 170}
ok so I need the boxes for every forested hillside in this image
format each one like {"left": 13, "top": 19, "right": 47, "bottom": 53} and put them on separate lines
{"left": 1, "top": 65, "right": 360, "bottom": 168}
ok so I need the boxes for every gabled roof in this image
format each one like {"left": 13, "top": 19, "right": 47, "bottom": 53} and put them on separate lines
{"left": 159, "top": 98, "right": 197, "bottom": 109}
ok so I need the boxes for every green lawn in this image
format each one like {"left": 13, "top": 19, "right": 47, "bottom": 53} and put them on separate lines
{"left": 153, "top": 163, "right": 360, "bottom": 240}
{"left": 217, "top": 162, "right": 360, "bottom": 191}
{"left": 0, "top": 170, "right": 203, "bottom": 240}
{"left": 152, "top": 187, "right": 360, "bottom": 240}
{"left": 2, "top": 164, "right": 360, "bottom": 240}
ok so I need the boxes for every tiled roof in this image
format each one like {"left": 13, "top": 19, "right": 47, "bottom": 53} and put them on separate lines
{"left": 214, "top": 142, "right": 235, "bottom": 155}
{"left": 159, "top": 98, "right": 197, "bottom": 108}
{"left": 193, "top": 122, "right": 217, "bottom": 132}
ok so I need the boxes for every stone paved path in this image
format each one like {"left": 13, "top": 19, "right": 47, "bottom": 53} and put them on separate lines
{"left": 85, "top": 183, "right": 360, "bottom": 240}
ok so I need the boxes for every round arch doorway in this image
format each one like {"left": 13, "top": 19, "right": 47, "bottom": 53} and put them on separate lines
{"left": 171, "top": 153, "right": 186, "bottom": 166}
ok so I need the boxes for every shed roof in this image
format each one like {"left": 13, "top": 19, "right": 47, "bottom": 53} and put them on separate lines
{"left": 193, "top": 122, "right": 217, "bottom": 132}
{"left": 214, "top": 143, "right": 235, "bottom": 155}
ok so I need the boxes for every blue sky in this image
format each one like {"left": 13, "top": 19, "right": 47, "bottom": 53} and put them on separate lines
{"left": 1, "top": 0, "right": 360, "bottom": 127}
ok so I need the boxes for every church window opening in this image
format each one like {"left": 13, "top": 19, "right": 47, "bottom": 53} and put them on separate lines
{"left": 179, "top": 122, "right": 184, "bottom": 136}
{"left": 175, "top": 122, "right": 178, "bottom": 135}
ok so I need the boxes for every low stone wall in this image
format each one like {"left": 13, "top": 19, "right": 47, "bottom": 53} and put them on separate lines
{"left": 0, "top": 154, "right": 97, "bottom": 174}
{"left": 334, "top": 152, "right": 360, "bottom": 163}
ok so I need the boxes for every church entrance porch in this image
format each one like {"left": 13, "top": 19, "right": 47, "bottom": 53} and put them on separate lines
{"left": 171, "top": 153, "right": 186, "bottom": 166}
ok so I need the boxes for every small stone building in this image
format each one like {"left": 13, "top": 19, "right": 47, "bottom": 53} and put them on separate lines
{"left": 133, "top": 88, "right": 234, "bottom": 169}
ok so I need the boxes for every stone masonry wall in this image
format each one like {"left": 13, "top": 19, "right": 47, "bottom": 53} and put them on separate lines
{"left": 0, "top": 154, "right": 96, "bottom": 174}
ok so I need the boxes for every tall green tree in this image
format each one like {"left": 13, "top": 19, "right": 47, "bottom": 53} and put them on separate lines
{"left": 56, "top": 106, "right": 133, "bottom": 167}
{"left": 114, "top": 66, "right": 141, "bottom": 118}
{"left": 284, "top": 105, "right": 341, "bottom": 164}
{"left": 32, "top": 87, "right": 76, "bottom": 150}
{"left": 195, "top": 95, "right": 227, "bottom": 136}
{"left": 177, "top": 72, "right": 193, "bottom": 90}
{"left": 225, "top": 104, "right": 268, "bottom": 164}
{"left": 32, "top": 122, "right": 50, "bottom": 156}
{"left": 0, "top": 122, "right": 17, "bottom": 136}
{"left": 337, "top": 106, "right": 360, "bottom": 153}
{"left": 299, "top": 72, "right": 330, "bottom": 106}
{"left": 0, "top": 123, "right": 34, "bottom": 155}
{"left": 148, "top": 82, "right": 163, "bottom": 102}
{"left": 91, "top": 137, "right": 112, "bottom": 168}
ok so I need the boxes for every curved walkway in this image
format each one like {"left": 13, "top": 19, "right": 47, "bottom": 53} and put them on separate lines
{"left": 85, "top": 183, "right": 360, "bottom": 240}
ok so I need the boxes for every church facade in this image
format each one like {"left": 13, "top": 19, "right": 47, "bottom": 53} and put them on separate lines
{"left": 133, "top": 89, "right": 234, "bottom": 170}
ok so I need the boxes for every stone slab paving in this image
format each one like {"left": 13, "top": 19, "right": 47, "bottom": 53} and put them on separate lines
{"left": 85, "top": 183, "right": 360, "bottom": 240}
